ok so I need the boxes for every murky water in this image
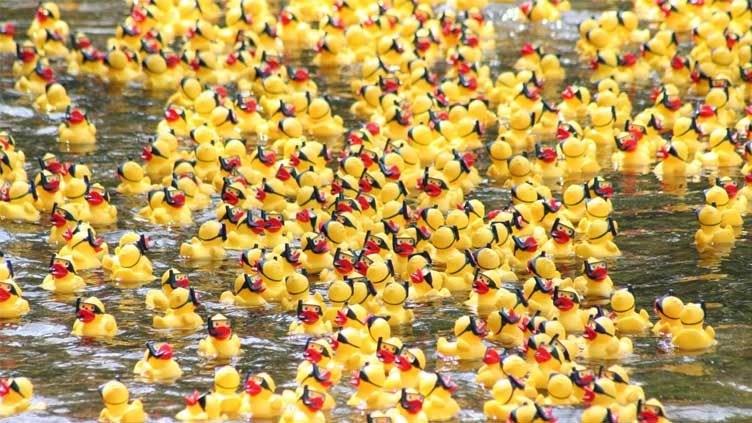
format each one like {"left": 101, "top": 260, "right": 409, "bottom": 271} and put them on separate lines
{"left": 1, "top": 0, "right": 752, "bottom": 422}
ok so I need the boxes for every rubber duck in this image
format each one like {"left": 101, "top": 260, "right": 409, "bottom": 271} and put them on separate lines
{"left": 331, "top": 327, "right": 365, "bottom": 371}
{"left": 116, "top": 160, "right": 154, "bottom": 195}
{"left": 175, "top": 390, "right": 221, "bottom": 421}
{"left": 610, "top": 286, "right": 652, "bottom": 333}
{"left": 384, "top": 388, "right": 428, "bottom": 423}
{"left": 383, "top": 346, "right": 427, "bottom": 392}
{"left": 559, "top": 136, "right": 600, "bottom": 178}
{"left": 57, "top": 223, "right": 108, "bottom": 270}
{"left": 417, "top": 372, "right": 459, "bottom": 422}
{"left": 637, "top": 398, "right": 673, "bottom": 423}
{"left": 152, "top": 287, "right": 203, "bottom": 330}
{"left": 437, "top": 315, "right": 488, "bottom": 360}
{"left": 72, "top": 297, "right": 118, "bottom": 337}
{"left": 48, "top": 203, "right": 79, "bottom": 244}
{"left": 211, "top": 366, "right": 243, "bottom": 416}
{"left": 238, "top": 372, "right": 284, "bottom": 419}
{"left": 0, "top": 22, "right": 15, "bottom": 54}
{"left": 704, "top": 185, "right": 743, "bottom": 228}
{"left": 33, "top": 81, "right": 71, "bottom": 113}
{"left": 0, "top": 181, "right": 40, "bottom": 223}
{"left": 672, "top": 302, "right": 716, "bottom": 350}
{"left": 348, "top": 362, "right": 392, "bottom": 410}
{"left": 290, "top": 300, "right": 332, "bottom": 335}
{"left": 573, "top": 258, "right": 613, "bottom": 299}
{"left": 133, "top": 342, "right": 183, "bottom": 381}
{"left": 300, "top": 232, "right": 333, "bottom": 275}
{"left": 31, "top": 170, "right": 62, "bottom": 213}
{"left": 98, "top": 380, "right": 147, "bottom": 423}
{"left": 581, "top": 316, "right": 632, "bottom": 359}
{"left": 297, "top": 337, "right": 341, "bottom": 385}
{"left": 220, "top": 273, "right": 268, "bottom": 307}
{"left": 701, "top": 127, "right": 744, "bottom": 168}
{"left": 58, "top": 107, "right": 97, "bottom": 145}
{"left": 41, "top": 254, "right": 85, "bottom": 293}
{"left": 694, "top": 205, "right": 735, "bottom": 252}
{"left": 110, "top": 242, "right": 154, "bottom": 285}
{"left": 580, "top": 405, "right": 619, "bottom": 423}
{"left": 179, "top": 220, "right": 227, "bottom": 260}
{"left": 198, "top": 314, "right": 242, "bottom": 359}
{"left": 0, "top": 279, "right": 29, "bottom": 319}
{"left": 0, "top": 376, "right": 44, "bottom": 418}
{"left": 15, "top": 60, "right": 55, "bottom": 95}
{"left": 379, "top": 282, "right": 414, "bottom": 326}
{"left": 483, "top": 376, "right": 532, "bottom": 421}
{"left": 575, "top": 218, "right": 620, "bottom": 258}
{"left": 552, "top": 287, "right": 590, "bottom": 334}
{"left": 278, "top": 386, "right": 326, "bottom": 423}
{"left": 599, "top": 365, "right": 644, "bottom": 405}
{"left": 145, "top": 268, "right": 189, "bottom": 311}
{"left": 540, "top": 217, "right": 575, "bottom": 258}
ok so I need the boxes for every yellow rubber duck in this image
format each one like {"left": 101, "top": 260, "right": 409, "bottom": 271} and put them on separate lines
{"left": 331, "top": 327, "right": 365, "bottom": 371}
{"left": 33, "top": 81, "right": 71, "bottom": 113}
{"left": 0, "top": 278, "right": 29, "bottom": 320}
{"left": 15, "top": 60, "right": 56, "bottom": 95}
{"left": 152, "top": 287, "right": 204, "bottom": 330}
{"left": 0, "top": 375, "right": 45, "bottom": 418}
{"left": 58, "top": 107, "right": 97, "bottom": 145}
{"left": 238, "top": 372, "right": 284, "bottom": 419}
{"left": 116, "top": 160, "right": 154, "bottom": 195}
{"left": 133, "top": 342, "right": 183, "bottom": 381}
{"left": 0, "top": 181, "right": 40, "bottom": 222}
{"left": 289, "top": 300, "right": 332, "bottom": 335}
{"left": 418, "top": 372, "right": 460, "bottom": 421}
{"left": 220, "top": 273, "right": 269, "bottom": 307}
{"left": 211, "top": 366, "right": 243, "bottom": 417}
{"left": 580, "top": 405, "right": 619, "bottom": 423}
{"left": 72, "top": 297, "right": 118, "bottom": 337}
{"left": 0, "top": 22, "right": 16, "bottom": 54}
{"left": 581, "top": 316, "right": 632, "bottom": 359}
{"left": 57, "top": 224, "right": 106, "bottom": 270}
{"left": 179, "top": 220, "right": 227, "bottom": 260}
{"left": 98, "top": 379, "right": 146, "bottom": 423}
{"left": 552, "top": 287, "right": 590, "bottom": 334}
{"left": 48, "top": 203, "right": 79, "bottom": 244}
{"left": 110, "top": 242, "right": 154, "bottom": 285}
{"left": 599, "top": 365, "right": 644, "bottom": 406}
{"left": 145, "top": 268, "right": 190, "bottom": 310}
{"left": 637, "top": 398, "right": 673, "bottom": 423}
{"left": 610, "top": 286, "right": 652, "bottom": 333}
{"left": 704, "top": 185, "right": 743, "bottom": 228}
{"left": 379, "top": 282, "right": 414, "bottom": 326}
{"left": 483, "top": 375, "right": 532, "bottom": 421}
{"left": 278, "top": 386, "right": 326, "bottom": 423}
{"left": 175, "top": 390, "right": 222, "bottom": 421}
{"left": 386, "top": 388, "right": 429, "bottom": 423}
{"left": 41, "top": 254, "right": 85, "bottom": 293}
{"left": 437, "top": 315, "right": 488, "bottom": 360}
{"left": 33, "top": 170, "right": 64, "bottom": 212}
{"left": 694, "top": 205, "right": 735, "bottom": 252}
{"left": 672, "top": 302, "right": 716, "bottom": 350}
{"left": 198, "top": 313, "right": 242, "bottom": 359}
{"left": 300, "top": 232, "right": 334, "bottom": 275}
{"left": 575, "top": 217, "right": 620, "bottom": 258}
{"left": 348, "top": 362, "right": 393, "bottom": 410}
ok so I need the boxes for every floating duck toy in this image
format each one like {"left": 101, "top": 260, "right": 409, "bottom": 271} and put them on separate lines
{"left": 116, "top": 160, "right": 154, "bottom": 195}
{"left": 348, "top": 362, "right": 393, "bottom": 410}
{"left": 279, "top": 386, "right": 327, "bottom": 423}
{"left": 180, "top": 220, "right": 227, "bottom": 260}
{"left": 133, "top": 342, "right": 183, "bottom": 381}
{"left": 672, "top": 302, "right": 716, "bottom": 350}
{"left": 637, "top": 398, "right": 673, "bottom": 423}
{"left": 175, "top": 390, "right": 222, "bottom": 422}
{"left": 581, "top": 316, "right": 632, "bottom": 359}
{"left": 221, "top": 273, "right": 269, "bottom": 307}
{"left": 694, "top": 205, "right": 735, "bottom": 252}
{"left": 290, "top": 300, "right": 332, "bottom": 335}
{"left": 57, "top": 225, "right": 106, "bottom": 270}
{"left": 553, "top": 287, "right": 590, "bottom": 334}
{"left": 72, "top": 296, "right": 117, "bottom": 337}
{"left": 385, "top": 388, "right": 429, "bottom": 423}
{"left": 239, "top": 372, "right": 285, "bottom": 419}
{"left": 58, "top": 107, "right": 97, "bottom": 145}
{"left": 610, "top": 286, "right": 652, "bottom": 333}
{"left": 97, "top": 379, "right": 146, "bottom": 423}
{"left": 211, "top": 366, "right": 243, "bottom": 416}
{"left": 418, "top": 372, "right": 460, "bottom": 421}
{"left": 385, "top": 347, "right": 428, "bottom": 392}
{"left": 0, "top": 279, "right": 29, "bottom": 319}
{"left": 153, "top": 287, "right": 203, "bottom": 330}
{"left": 145, "top": 268, "right": 190, "bottom": 310}
{"left": 41, "top": 254, "right": 85, "bottom": 293}
{"left": 437, "top": 315, "right": 488, "bottom": 360}
{"left": 33, "top": 81, "right": 71, "bottom": 113}
{"left": 110, "top": 242, "right": 154, "bottom": 285}
{"left": 0, "top": 375, "right": 45, "bottom": 418}
{"left": 483, "top": 376, "right": 532, "bottom": 421}
{"left": 0, "top": 181, "right": 40, "bottom": 223}
{"left": 198, "top": 313, "right": 242, "bottom": 359}
{"left": 575, "top": 217, "right": 620, "bottom": 258}
{"left": 379, "top": 281, "right": 414, "bottom": 326}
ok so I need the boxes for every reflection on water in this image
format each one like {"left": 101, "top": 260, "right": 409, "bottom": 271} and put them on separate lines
{"left": 1, "top": 0, "right": 752, "bottom": 422}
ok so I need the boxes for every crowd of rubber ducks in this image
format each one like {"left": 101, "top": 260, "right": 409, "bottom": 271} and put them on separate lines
{"left": 3, "top": 0, "right": 752, "bottom": 421}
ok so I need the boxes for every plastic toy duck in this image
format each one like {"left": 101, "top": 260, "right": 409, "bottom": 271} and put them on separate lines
{"left": 198, "top": 314, "right": 242, "bottom": 359}
{"left": 145, "top": 268, "right": 189, "bottom": 310}
{"left": 297, "top": 337, "right": 342, "bottom": 385}
{"left": 179, "top": 221, "right": 227, "bottom": 260}
{"left": 0, "top": 181, "right": 40, "bottom": 223}
{"left": 15, "top": 60, "right": 56, "bottom": 94}
{"left": 637, "top": 398, "right": 673, "bottom": 423}
{"left": 385, "top": 389, "right": 428, "bottom": 423}
{"left": 211, "top": 366, "right": 243, "bottom": 416}
{"left": 348, "top": 362, "right": 392, "bottom": 410}
{"left": 599, "top": 365, "right": 644, "bottom": 405}
{"left": 116, "top": 160, "right": 153, "bottom": 195}
{"left": 98, "top": 379, "right": 147, "bottom": 423}
{"left": 238, "top": 372, "right": 284, "bottom": 419}
{"left": 33, "top": 170, "right": 64, "bottom": 212}
{"left": 581, "top": 316, "right": 632, "bottom": 359}
{"left": 34, "top": 81, "right": 71, "bottom": 113}
{"left": 110, "top": 242, "right": 154, "bottom": 285}
{"left": 72, "top": 297, "right": 118, "bottom": 337}
{"left": 575, "top": 218, "right": 620, "bottom": 258}
{"left": 573, "top": 258, "right": 613, "bottom": 299}
{"left": 483, "top": 376, "right": 532, "bottom": 421}
{"left": 0, "top": 375, "right": 44, "bottom": 418}
{"left": 41, "top": 254, "right": 85, "bottom": 293}
{"left": 0, "top": 278, "right": 29, "bottom": 319}
{"left": 437, "top": 315, "right": 488, "bottom": 360}
{"left": 220, "top": 273, "right": 268, "bottom": 307}
{"left": 651, "top": 290, "right": 684, "bottom": 337}
{"left": 278, "top": 386, "right": 326, "bottom": 423}
{"left": 415, "top": 372, "right": 459, "bottom": 422}
{"left": 175, "top": 390, "right": 221, "bottom": 422}
{"left": 57, "top": 224, "right": 107, "bottom": 270}
{"left": 153, "top": 287, "right": 203, "bottom": 330}
{"left": 331, "top": 327, "right": 365, "bottom": 371}
{"left": 290, "top": 300, "right": 332, "bottom": 335}
{"left": 300, "top": 232, "right": 333, "bottom": 275}
{"left": 0, "top": 22, "right": 15, "bottom": 54}
{"left": 133, "top": 342, "right": 183, "bottom": 381}
{"left": 306, "top": 97, "right": 345, "bottom": 137}
{"left": 654, "top": 140, "right": 701, "bottom": 178}
{"left": 610, "top": 286, "right": 652, "bottom": 333}
{"left": 694, "top": 205, "right": 735, "bottom": 252}
{"left": 704, "top": 186, "right": 743, "bottom": 228}
{"left": 552, "top": 287, "right": 590, "bottom": 334}
{"left": 48, "top": 203, "right": 79, "bottom": 244}
{"left": 541, "top": 217, "right": 576, "bottom": 258}
{"left": 58, "top": 107, "right": 97, "bottom": 145}
{"left": 379, "top": 282, "right": 414, "bottom": 326}
{"left": 672, "top": 302, "right": 716, "bottom": 350}
{"left": 580, "top": 406, "right": 618, "bottom": 423}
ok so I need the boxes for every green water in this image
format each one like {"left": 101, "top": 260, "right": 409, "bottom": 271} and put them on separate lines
{"left": 1, "top": 0, "right": 751, "bottom": 422}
